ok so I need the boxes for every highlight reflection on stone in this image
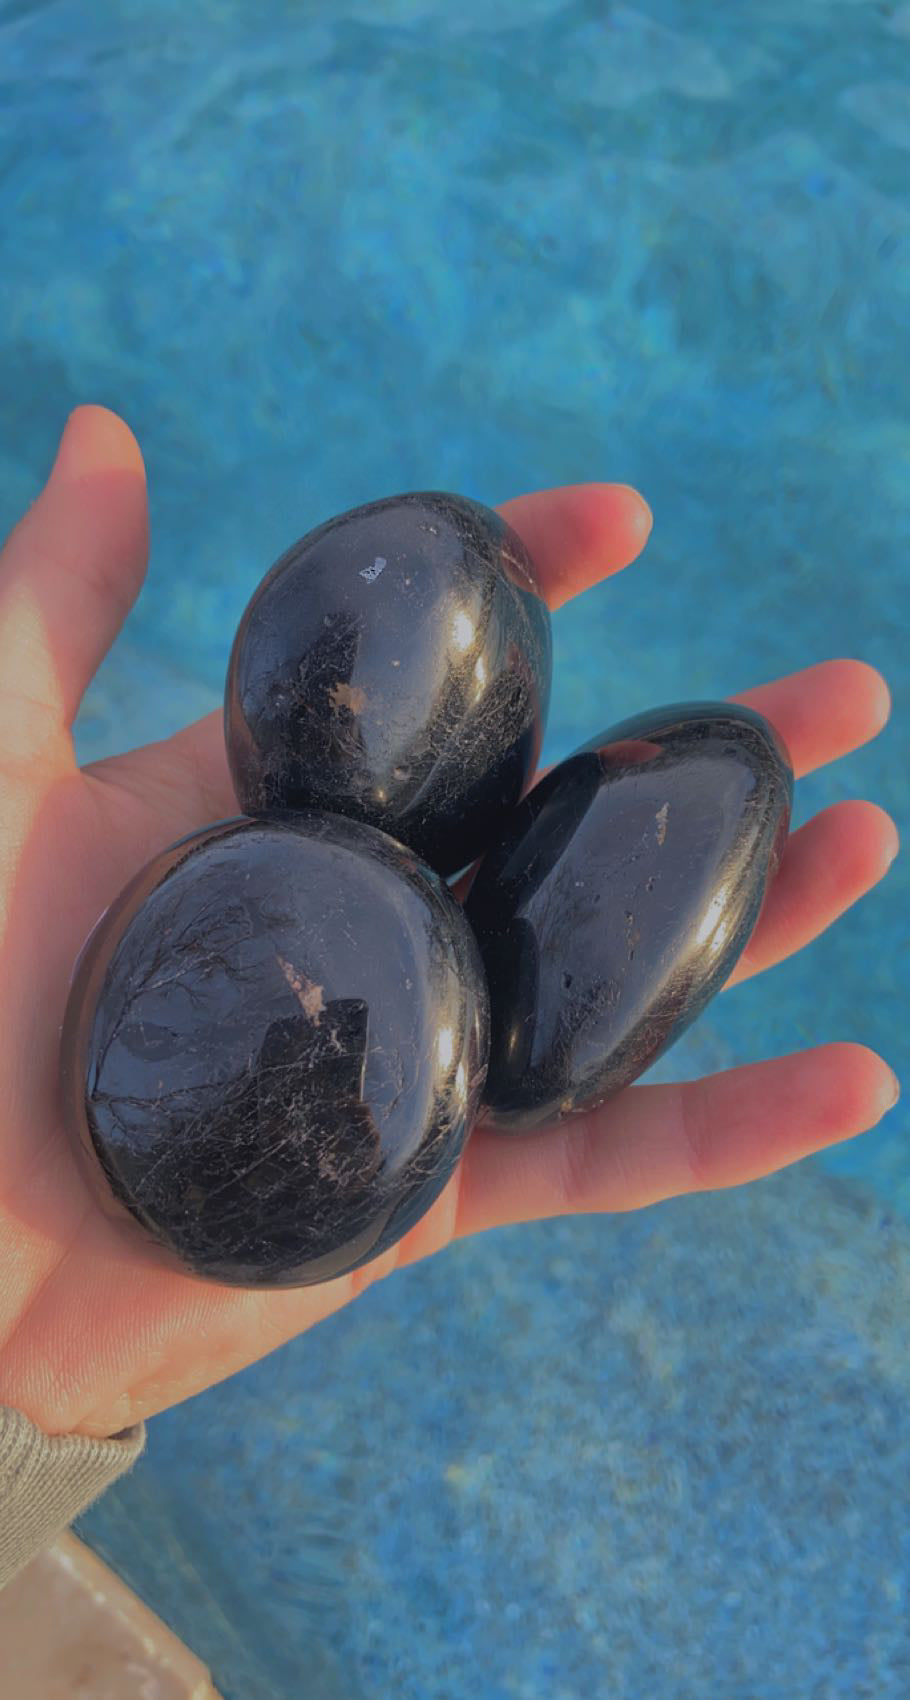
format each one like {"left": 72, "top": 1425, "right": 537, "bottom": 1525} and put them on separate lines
{"left": 466, "top": 702, "right": 793, "bottom": 1131}
{"left": 61, "top": 814, "right": 489, "bottom": 1285}
{"left": 224, "top": 492, "right": 552, "bottom": 876}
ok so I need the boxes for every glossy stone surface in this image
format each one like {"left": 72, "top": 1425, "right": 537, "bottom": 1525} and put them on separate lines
{"left": 61, "top": 814, "right": 489, "bottom": 1285}
{"left": 466, "top": 702, "right": 793, "bottom": 1131}
{"left": 224, "top": 492, "right": 552, "bottom": 877}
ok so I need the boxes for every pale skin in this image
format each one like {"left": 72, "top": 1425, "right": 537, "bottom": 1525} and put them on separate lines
{"left": 0, "top": 407, "right": 899, "bottom": 1441}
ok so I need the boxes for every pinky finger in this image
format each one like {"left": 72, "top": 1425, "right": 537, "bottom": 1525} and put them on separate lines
{"left": 456, "top": 1044, "right": 899, "bottom": 1237}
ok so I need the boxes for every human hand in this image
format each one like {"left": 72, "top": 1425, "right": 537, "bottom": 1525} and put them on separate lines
{"left": 0, "top": 407, "right": 898, "bottom": 1440}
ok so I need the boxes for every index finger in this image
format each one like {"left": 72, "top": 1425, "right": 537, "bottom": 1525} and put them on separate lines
{"left": 498, "top": 482, "right": 653, "bottom": 608}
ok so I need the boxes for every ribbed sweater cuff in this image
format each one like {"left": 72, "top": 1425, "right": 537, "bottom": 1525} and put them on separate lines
{"left": 0, "top": 1404, "right": 146, "bottom": 1588}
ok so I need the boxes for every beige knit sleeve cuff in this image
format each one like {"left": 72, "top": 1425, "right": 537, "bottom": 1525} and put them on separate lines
{"left": 0, "top": 1405, "right": 146, "bottom": 1589}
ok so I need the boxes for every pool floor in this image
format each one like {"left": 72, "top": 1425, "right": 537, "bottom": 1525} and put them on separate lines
{"left": 1, "top": 0, "right": 907, "bottom": 1692}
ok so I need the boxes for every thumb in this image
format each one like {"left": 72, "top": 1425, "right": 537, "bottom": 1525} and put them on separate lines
{"left": 0, "top": 407, "right": 149, "bottom": 751}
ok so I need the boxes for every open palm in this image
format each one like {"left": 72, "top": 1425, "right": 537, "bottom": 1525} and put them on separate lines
{"left": 0, "top": 408, "right": 898, "bottom": 1441}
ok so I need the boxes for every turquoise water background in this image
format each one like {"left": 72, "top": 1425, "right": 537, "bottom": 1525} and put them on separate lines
{"left": 2, "top": 2, "right": 909, "bottom": 1695}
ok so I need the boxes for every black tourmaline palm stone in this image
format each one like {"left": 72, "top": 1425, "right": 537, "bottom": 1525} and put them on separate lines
{"left": 224, "top": 493, "right": 552, "bottom": 877}
{"left": 466, "top": 702, "right": 793, "bottom": 1131}
{"left": 61, "top": 814, "right": 489, "bottom": 1286}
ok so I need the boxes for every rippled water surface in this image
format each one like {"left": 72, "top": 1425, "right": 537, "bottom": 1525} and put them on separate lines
{"left": 2, "top": 2, "right": 908, "bottom": 1695}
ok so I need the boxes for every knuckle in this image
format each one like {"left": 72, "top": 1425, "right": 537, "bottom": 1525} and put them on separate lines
{"left": 677, "top": 1080, "right": 714, "bottom": 1193}
{"left": 556, "top": 1116, "right": 598, "bottom": 1213}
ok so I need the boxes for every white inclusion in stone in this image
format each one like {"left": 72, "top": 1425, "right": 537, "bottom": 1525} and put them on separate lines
{"left": 360, "top": 556, "right": 387, "bottom": 582}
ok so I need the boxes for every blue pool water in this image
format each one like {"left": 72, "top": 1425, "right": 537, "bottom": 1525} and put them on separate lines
{"left": 2, "top": 2, "right": 909, "bottom": 1694}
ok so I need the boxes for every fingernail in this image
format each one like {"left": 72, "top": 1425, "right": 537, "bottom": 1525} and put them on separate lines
{"left": 883, "top": 1068, "right": 900, "bottom": 1112}
{"left": 615, "top": 484, "right": 653, "bottom": 542}
{"left": 875, "top": 674, "right": 892, "bottom": 730}
{"left": 48, "top": 410, "right": 81, "bottom": 481}
{"left": 51, "top": 406, "right": 143, "bottom": 485}
{"left": 884, "top": 819, "right": 900, "bottom": 869}
{"left": 632, "top": 491, "right": 654, "bottom": 540}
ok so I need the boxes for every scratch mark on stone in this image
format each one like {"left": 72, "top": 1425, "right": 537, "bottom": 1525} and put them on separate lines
{"left": 655, "top": 802, "right": 669, "bottom": 846}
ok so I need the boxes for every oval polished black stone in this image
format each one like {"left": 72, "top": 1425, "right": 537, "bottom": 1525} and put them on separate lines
{"left": 465, "top": 702, "right": 793, "bottom": 1131}
{"left": 61, "top": 814, "right": 489, "bottom": 1286}
{"left": 224, "top": 492, "right": 552, "bottom": 876}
